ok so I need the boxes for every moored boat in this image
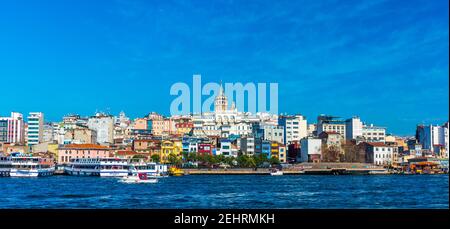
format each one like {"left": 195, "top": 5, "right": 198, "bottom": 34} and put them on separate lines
{"left": 65, "top": 158, "right": 129, "bottom": 177}
{"left": 128, "top": 159, "right": 169, "bottom": 178}
{"left": 169, "top": 167, "right": 184, "bottom": 176}
{"left": 270, "top": 169, "right": 283, "bottom": 176}
{"left": 9, "top": 153, "right": 55, "bottom": 177}
{"left": 0, "top": 156, "right": 11, "bottom": 177}
{"left": 119, "top": 172, "right": 158, "bottom": 184}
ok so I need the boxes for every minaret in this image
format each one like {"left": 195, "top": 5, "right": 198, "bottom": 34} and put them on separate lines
{"left": 214, "top": 82, "right": 228, "bottom": 112}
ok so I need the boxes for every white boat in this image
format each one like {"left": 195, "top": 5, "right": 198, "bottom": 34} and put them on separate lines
{"left": 0, "top": 156, "right": 11, "bottom": 177}
{"left": 119, "top": 173, "right": 158, "bottom": 184}
{"left": 9, "top": 154, "right": 55, "bottom": 177}
{"left": 65, "top": 158, "right": 129, "bottom": 177}
{"left": 128, "top": 160, "right": 169, "bottom": 178}
{"left": 270, "top": 169, "right": 283, "bottom": 176}
{"left": 369, "top": 169, "right": 390, "bottom": 175}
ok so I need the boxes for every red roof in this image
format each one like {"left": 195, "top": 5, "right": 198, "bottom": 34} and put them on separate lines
{"left": 366, "top": 142, "right": 387, "bottom": 147}
{"left": 175, "top": 123, "right": 193, "bottom": 128}
{"left": 116, "top": 150, "right": 138, "bottom": 156}
{"left": 62, "top": 144, "right": 109, "bottom": 149}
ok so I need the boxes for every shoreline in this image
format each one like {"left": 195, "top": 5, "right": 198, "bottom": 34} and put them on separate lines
{"left": 182, "top": 168, "right": 446, "bottom": 175}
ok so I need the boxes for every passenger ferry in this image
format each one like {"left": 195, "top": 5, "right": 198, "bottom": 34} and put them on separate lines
{"left": 0, "top": 156, "right": 11, "bottom": 177}
{"left": 65, "top": 158, "right": 129, "bottom": 177}
{"left": 9, "top": 153, "right": 55, "bottom": 177}
{"left": 156, "top": 163, "right": 169, "bottom": 177}
{"left": 128, "top": 159, "right": 169, "bottom": 177}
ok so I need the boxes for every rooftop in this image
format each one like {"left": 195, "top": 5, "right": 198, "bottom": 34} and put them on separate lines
{"left": 61, "top": 144, "right": 110, "bottom": 149}
{"left": 366, "top": 142, "right": 387, "bottom": 147}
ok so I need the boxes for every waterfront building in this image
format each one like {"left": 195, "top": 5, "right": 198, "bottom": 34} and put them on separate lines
{"left": 253, "top": 124, "right": 284, "bottom": 144}
{"left": 52, "top": 123, "right": 66, "bottom": 144}
{"left": 57, "top": 144, "right": 112, "bottom": 164}
{"left": 0, "top": 112, "right": 25, "bottom": 144}
{"left": 278, "top": 114, "right": 308, "bottom": 145}
{"left": 385, "top": 140, "right": 401, "bottom": 166}
{"left": 279, "top": 144, "right": 287, "bottom": 163}
{"left": 42, "top": 123, "right": 54, "bottom": 143}
{"left": 182, "top": 137, "right": 197, "bottom": 153}
{"left": 416, "top": 122, "right": 449, "bottom": 158}
{"left": 132, "top": 139, "right": 161, "bottom": 156}
{"left": 2, "top": 143, "right": 28, "bottom": 154}
{"left": 345, "top": 116, "right": 363, "bottom": 140}
{"left": 115, "top": 150, "right": 148, "bottom": 160}
{"left": 27, "top": 112, "right": 44, "bottom": 146}
{"left": 385, "top": 135, "right": 396, "bottom": 143}
{"left": 87, "top": 113, "right": 114, "bottom": 144}
{"left": 362, "top": 124, "right": 386, "bottom": 143}
{"left": 307, "top": 124, "right": 317, "bottom": 137}
{"left": 362, "top": 142, "right": 394, "bottom": 166}
{"left": 176, "top": 122, "right": 194, "bottom": 136}
{"left": 62, "top": 114, "right": 82, "bottom": 126}
{"left": 240, "top": 136, "right": 255, "bottom": 156}
{"left": 270, "top": 142, "right": 280, "bottom": 159}
{"left": 115, "top": 111, "right": 130, "bottom": 127}
{"left": 64, "top": 127, "right": 97, "bottom": 144}
{"left": 287, "top": 141, "right": 300, "bottom": 163}
{"left": 133, "top": 118, "right": 147, "bottom": 130}
{"left": 254, "top": 139, "right": 271, "bottom": 158}
{"left": 146, "top": 113, "right": 177, "bottom": 136}
{"left": 299, "top": 138, "right": 322, "bottom": 163}
{"left": 409, "top": 143, "right": 425, "bottom": 157}
{"left": 0, "top": 120, "right": 7, "bottom": 143}
{"left": 113, "top": 112, "right": 131, "bottom": 145}
{"left": 32, "top": 142, "right": 58, "bottom": 158}
{"left": 197, "top": 143, "right": 213, "bottom": 155}
{"left": 160, "top": 140, "right": 182, "bottom": 163}
{"left": 319, "top": 131, "right": 344, "bottom": 155}
{"left": 270, "top": 141, "right": 287, "bottom": 162}
{"left": 24, "top": 123, "right": 28, "bottom": 145}
{"left": 316, "top": 115, "right": 346, "bottom": 139}
{"left": 218, "top": 139, "right": 232, "bottom": 157}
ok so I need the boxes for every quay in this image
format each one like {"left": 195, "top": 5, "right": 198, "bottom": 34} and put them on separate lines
{"left": 183, "top": 163, "right": 389, "bottom": 175}
{"left": 183, "top": 169, "right": 387, "bottom": 175}
{"left": 44, "top": 162, "right": 447, "bottom": 176}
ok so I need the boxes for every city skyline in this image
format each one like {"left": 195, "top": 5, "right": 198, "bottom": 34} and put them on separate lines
{"left": 0, "top": 0, "right": 448, "bottom": 135}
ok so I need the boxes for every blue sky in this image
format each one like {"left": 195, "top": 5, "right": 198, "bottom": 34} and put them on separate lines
{"left": 0, "top": 0, "right": 448, "bottom": 135}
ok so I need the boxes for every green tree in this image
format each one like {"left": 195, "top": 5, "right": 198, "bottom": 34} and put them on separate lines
{"left": 248, "top": 156, "right": 257, "bottom": 168}
{"left": 209, "top": 155, "right": 219, "bottom": 165}
{"left": 150, "top": 154, "right": 160, "bottom": 163}
{"left": 132, "top": 154, "right": 146, "bottom": 159}
{"left": 182, "top": 152, "right": 189, "bottom": 162}
{"left": 168, "top": 153, "right": 182, "bottom": 166}
{"left": 253, "top": 154, "right": 268, "bottom": 167}
{"left": 237, "top": 155, "right": 257, "bottom": 168}
{"left": 269, "top": 156, "right": 280, "bottom": 165}
{"left": 188, "top": 152, "right": 198, "bottom": 162}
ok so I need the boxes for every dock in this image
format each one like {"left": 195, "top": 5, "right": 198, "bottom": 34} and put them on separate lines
{"left": 183, "top": 164, "right": 389, "bottom": 175}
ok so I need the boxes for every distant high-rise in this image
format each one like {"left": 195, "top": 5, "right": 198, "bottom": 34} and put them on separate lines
{"left": 0, "top": 112, "right": 25, "bottom": 144}
{"left": 27, "top": 112, "right": 44, "bottom": 146}
{"left": 317, "top": 115, "right": 346, "bottom": 138}
{"left": 0, "top": 119, "right": 7, "bottom": 143}
{"left": 416, "top": 122, "right": 449, "bottom": 158}
{"left": 278, "top": 115, "right": 308, "bottom": 144}
{"left": 345, "top": 116, "right": 363, "bottom": 140}
{"left": 87, "top": 113, "right": 114, "bottom": 144}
